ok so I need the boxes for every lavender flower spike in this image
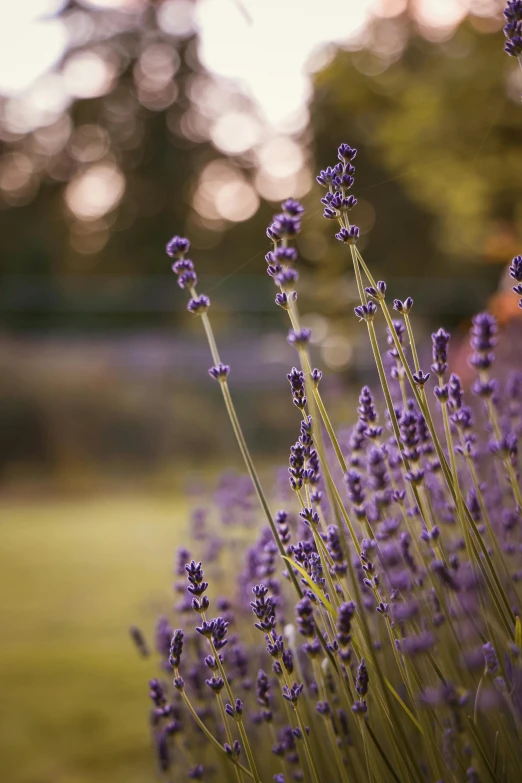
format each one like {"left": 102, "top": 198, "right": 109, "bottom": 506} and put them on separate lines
{"left": 169, "top": 629, "right": 184, "bottom": 668}
{"left": 504, "top": 1, "right": 522, "bottom": 56}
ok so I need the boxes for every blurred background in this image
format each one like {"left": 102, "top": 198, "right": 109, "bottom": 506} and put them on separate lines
{"left": 1, "top": 0, "right": 521, "bottom": 781}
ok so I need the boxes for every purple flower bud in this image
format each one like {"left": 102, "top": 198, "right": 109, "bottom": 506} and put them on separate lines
{"left": 206, "top": 676, "right": 224, "bottom": 692}
{"left": 267, "top": 213, "right": 301, "bottom": 240}
{"left": 354, "top": 302, "right": 377, "bottom": 322}
{"left": 276, "top": 267, "right": 299, "bottom": 290}
{"left": 413, "top": 370, "right": 431, "bottom": 386}
{"left": 505, "top": 1, "right": 522, "bottom": 24}
{"left": 399, "top": 631, "right": 435, "bottom": 656}
{"left": 296, "top": 596, "right": 315, "bottom": 638}
{"left": 208, "top": 363, "right": 230, "bottom": 381}
{"left": 431, "top": 328, "right": 451, "bottom": 376}
{"left": 472, "top": 379, "right": 497, "bottom": 398}
{"left": 393, "top": 297, "right": 413, "bottom": 314}
{"left": 505, "top": 33, "right": 522, "bottom": 56}
{"left": 483, "top": 641, "right": 499, "bottom": 673}
{"left": 129, "top": 625, "right": 149, "bottom": 657}
{"left": 274, "top": 246, "right": 298, "bottom": 263}
{"left": 172, "top": 258, "right": 194, "bottom": 275}
{"left": 168, "top": 629, "right": 184, "bottom": 668}
{"left": 281, "top": 198, "right": 305, "bottom": 217}
{"left": 155, "top": 729, "right": 170, "bottom": 771}
{"left": 316, "top": 700, "right": 331, "bottom": 715}
{"left": 187, "top": 295, "right": 210, "bottom": 315}
{"left": 434, "top": 384, "right": 449, "bottom": 402}
{"left": 177, "top": 270, "right": 197, "bottom": 289}
{"left": 224, "top": 740, "right": 241, "bottom": 757}
{"left": 335, "top": 225, "right": 359, "bottom": 244}
{"left": 469, "top": 312, "right": 497, "bottom": 371}
{"left": 355, "top": 658, "right": 369, "bottom": 696}
{"left": 316, "top": 166, "right": 338, "bottom": 187}
{"left": 365, "top": 280, "right": 386, "bottom": 300}
{"left": 282, "top": 682, "right": 303, "bottom": 703}
{"left": 287, "top": 328, "right": 312, "bottom": 347}
{"left": 311, "top": 368, "right": 322, "bottom": 386}
{"left": 196, "top": 620, "right": 215, "bottom": 638}
{"left": 149, "top": 678, "right": 167, "bottom": 706}
{"left": 275, "top": 292, "right": 297, "bottom": 310}
{"left": 166, "top": 235, "right": 190, "bottom": 258}
{"left": 299, "top": 507, "right": 320, "bottom": 527}
{"left": 509, "top": 254, "right": 522, "bottom": 282}
{"left": 338, "top": 143, "right": 357, "bottom": 162}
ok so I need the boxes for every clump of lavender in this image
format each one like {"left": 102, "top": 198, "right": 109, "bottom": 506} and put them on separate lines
{"left": 134, "top": 44, "right": 522, "bottom": 779}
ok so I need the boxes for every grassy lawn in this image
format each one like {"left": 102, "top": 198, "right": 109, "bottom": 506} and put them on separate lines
{"left": 0, "top": 494, "right": 189, "bottom": 783}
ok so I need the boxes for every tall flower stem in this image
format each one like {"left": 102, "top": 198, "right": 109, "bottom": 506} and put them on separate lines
{"left": 191, "top": 297, "right": 303, "bottom": 602}
{"left": 174, "top": 675, "right": 254, "bottom": 780}
{"left": 485, "top": 394, "right": 522, "bottom": 509}
{"left": 205, "top": 623, "right": 262, "bottom": 783}
{"left": 459, "top": 438, "right": 521, "bottom": 605}
{"left": 215, "top": 693, "right": 243, "bottom": 783}
{"left": 439, "top": 393, "right": 514, "bottom": 645}
{"left": 311, "top": 659, "right": 352, "bottom": 783}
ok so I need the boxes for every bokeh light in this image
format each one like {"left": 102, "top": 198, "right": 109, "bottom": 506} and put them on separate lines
{"left": 63, "top": 50, "right": 117, "bottom": 99}
{"left": 65, "top": 163, "right": 125, "bottom": 220}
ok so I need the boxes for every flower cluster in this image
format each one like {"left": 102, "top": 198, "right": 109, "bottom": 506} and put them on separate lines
{"left": 135, "top": 143, "right": 522, "bottom": 783}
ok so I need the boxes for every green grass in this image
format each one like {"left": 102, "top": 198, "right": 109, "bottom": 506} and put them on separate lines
{"left": 0, "top": 494, "right": 189, "bottom": 783}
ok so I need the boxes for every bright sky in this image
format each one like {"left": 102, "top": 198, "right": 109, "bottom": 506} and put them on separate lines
{"left": 0, "top": 0, "right": 482, "bottom": 129}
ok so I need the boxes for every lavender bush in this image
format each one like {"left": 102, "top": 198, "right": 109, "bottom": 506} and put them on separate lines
{"left": 132, "top": 13, "right": 522, "bottom": 783}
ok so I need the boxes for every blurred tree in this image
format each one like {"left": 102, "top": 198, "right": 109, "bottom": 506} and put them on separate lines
{"left": 0, "top": 0, "right": 273, "bottom": 329}
{"left": 0, "top": 5, "right": 521, "bottom": 333}
{"left": 306, "top": 12, "right": 522, "bottom": 324}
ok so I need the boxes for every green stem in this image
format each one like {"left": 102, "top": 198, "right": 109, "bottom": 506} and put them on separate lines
{"left": 177, "top": 684, "right": 254, "bottom": 779}
{"left": 354, "top": 250, "right": 516, "bottom": 628}
{"left": 208, "top": 633, "right": 262, "bottom": 783}
{"left": 486, "top": 396, "right": 522, "bottom": 509}
{"left": 216, "top": 694, "right": 243, "bottom": 783}
{"left": 403, "top": 313, "right": 420, "bottom": 373}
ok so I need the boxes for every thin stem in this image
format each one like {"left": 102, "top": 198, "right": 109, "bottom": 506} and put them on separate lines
{"left": 277, "top": 657, "right": 322, "bottom": 783}
{"left": 219, "top": 380, "right": 302, "bottom": 599}
{"left": 190, "top": 287, "right": 305, "bottom": 602}
{"left": 206, "top": 631, "right": 261, "bottom": 783}
{"left": 216, "top": 694, "right": 243, "bottom": 783}
{"left": 403, "top": 313, "right": 420, "bottom": 373}
{"left": 177, "top": 683, "right": 254, "bottom": 779}
{"left": 355, "top": 249, "right": 516, "bottom": 628}
{"left": 486, "top": 396, "right": 522, "bottom": 509}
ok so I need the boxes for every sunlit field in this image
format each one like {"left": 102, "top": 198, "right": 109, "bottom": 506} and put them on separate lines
{"left": 0, "top": 495, "right": 189, "bottom": 783}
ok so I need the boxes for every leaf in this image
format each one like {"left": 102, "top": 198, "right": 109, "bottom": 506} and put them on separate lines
{"left": 383, "top": 677, "right": 423, "bottom": 734}
{"left": 282, "top": 557, "right": 336, "bottom": 615}
{"left": 515, "top": 616, "right": 521, "bottom": 649}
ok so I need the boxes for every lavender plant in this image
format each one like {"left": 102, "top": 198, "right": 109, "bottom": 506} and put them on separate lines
{"left": 132, "top": 16, "right": 522, "bottom": 782}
